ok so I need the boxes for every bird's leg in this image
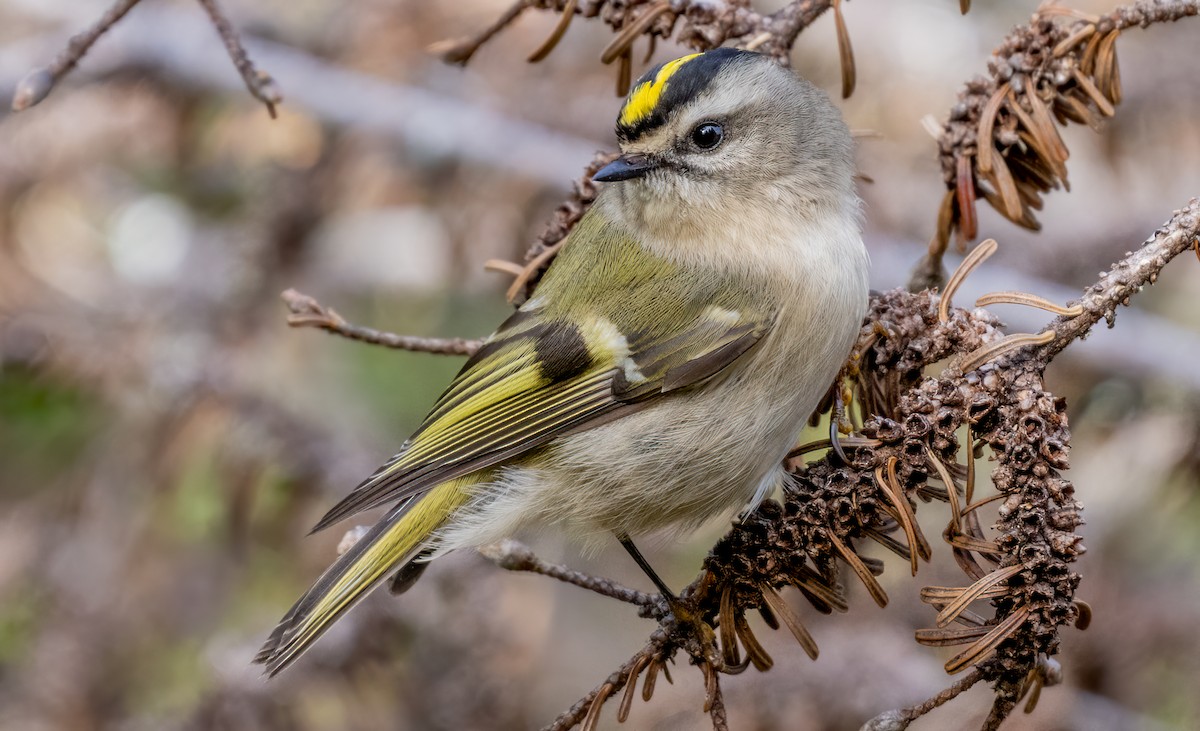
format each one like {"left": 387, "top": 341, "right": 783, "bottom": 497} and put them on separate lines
{"left": 618, "top": 535, "right": 676, "bottom": 598}
{"left": 829, "top": 381, "right": 850, "bottom": 465}
{"left": 617, "top": 535, "right": 721, "bottom": 670}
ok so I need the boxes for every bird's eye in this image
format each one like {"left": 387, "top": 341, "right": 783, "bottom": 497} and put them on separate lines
{"left": 690, "top": 122, "right": 724, "bottom": 150}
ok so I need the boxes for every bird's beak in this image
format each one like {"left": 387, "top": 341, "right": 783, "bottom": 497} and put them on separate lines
{"left": 592, "top": 154, "right": 657, "bottom": 182}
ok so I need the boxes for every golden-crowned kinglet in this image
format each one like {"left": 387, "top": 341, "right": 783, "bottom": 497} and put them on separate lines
{"left": 257, "top": 48, "right": 868, "bottom": 675}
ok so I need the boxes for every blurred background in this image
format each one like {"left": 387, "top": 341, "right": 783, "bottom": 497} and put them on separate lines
{"left": 0, "top": 0, "right": 1198, "bottom": 729}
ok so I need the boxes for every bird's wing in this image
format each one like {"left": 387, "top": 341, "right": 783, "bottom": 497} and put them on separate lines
{"left": 309, "top": 303, "right": 775, "bottom": 532}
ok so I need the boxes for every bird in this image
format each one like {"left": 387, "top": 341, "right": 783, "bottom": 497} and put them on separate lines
{"left": 255, "top": 47, "right": 869, "bottom": 676}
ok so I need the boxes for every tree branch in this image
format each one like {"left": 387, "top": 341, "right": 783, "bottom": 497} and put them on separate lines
{"left": 479, "top": 539, "right": 657, "bottom": 608}
{"left": 10, "top": 0, "right": 145, "bottom": 111}
{"left": 0, "top": 2, "right": 602, "bottom": 186}
{"left": 541, "top": 633, "right": 669, "bottom": 731}
{"left": 706, "top": 668, "right": 730, "bottom": 731}
{"left": 194, "top": 0, "right": 282, "bottom": 117}
{"left": 750, "top": 0, "right": 838, "bottom": 58}
{"left": 434, "top": 1, "right": 843, "bottom": 97}
{"left": 859, "top": 670, "right": 984, "bottom": 730}
{"left": 280, "top": 289, "right": 482, "bottom": 356}
{"left": 10, "top": 0, "right": 282, "bottom": 115}
{"left": 1039, "top": 198, "right": 1200, "bottom": 359}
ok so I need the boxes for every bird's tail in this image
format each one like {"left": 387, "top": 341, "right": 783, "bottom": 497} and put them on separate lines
{"left": 254, "top": 475, "right": 480, "bottom": 676}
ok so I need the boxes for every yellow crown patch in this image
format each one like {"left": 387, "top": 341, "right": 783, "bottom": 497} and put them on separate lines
{"left": 618, "top": 53, "right": 702, "bottom": 128}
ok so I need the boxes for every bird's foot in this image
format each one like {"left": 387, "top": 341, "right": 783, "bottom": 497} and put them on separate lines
{"left": 643, "top": 591, "right": 724, "bottom": 674}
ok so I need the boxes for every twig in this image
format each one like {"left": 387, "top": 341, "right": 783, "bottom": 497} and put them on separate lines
{"left": 1104, "top": 0, "right": 1200, "bottom": 31}
{"left": 10, "top": 0, "right": 282, "bottom": 115}
{"left": 11, "top": 0, "right": 145, "bottom": 111}
{"left": 280, "top": 289, "right": 482, "bottom": 356}
{"left": 439, "top": 0, "right": 840, "bottom": 96}
{"left": 479, "top": 539, "right": 657, "bottom": 607}
{"left": 1, "top": 2, "right": 601, "bottom": 186}
{"left": 707, "top": 671, "right": 730, "bottom": 731}
{"left": 744, "top": 1, "right": 838, "bottom": 59}
{"left": 194, "top": 0, "right": 282, "bottom": 117}
{"left": 1038, "top": 198, "right": 1200, "bottom": 359}
{"left": 981, "top": 696, "right": 1017, "bottom": 731}
{"left": 429, "top": 0, "right": 532, "bottom": 66}
{"left": 858, "top": 670, "right": 984, "bottom": 730}
{"left": 541, "top": 634, "right": 668, "bottom": 731}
